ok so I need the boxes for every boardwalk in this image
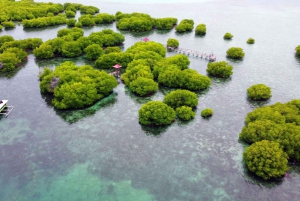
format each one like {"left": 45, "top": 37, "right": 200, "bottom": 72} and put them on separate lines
{"left": 168, "top": 47, "right": 216, "bottom": 62}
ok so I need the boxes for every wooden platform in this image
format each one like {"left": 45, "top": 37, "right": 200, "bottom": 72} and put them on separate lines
{"left": 0, "top": 100, "right": 14, "bottom": 118}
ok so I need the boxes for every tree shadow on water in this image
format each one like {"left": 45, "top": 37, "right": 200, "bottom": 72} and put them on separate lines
{"left": 41, "top": 92, "right": 118, "bottom": 124}
{"left": 0, "top": 60, "right": 28, "bottom": 79}
{"left": 241, "top": 162, "right": 284, "bottom": 188}
{"left": 209, "top": 76, "right": 232, "bottom": 86}
{"left": 124, "top": 86, "right": 155, "bottom": 104}
{"left": 141, "top": 124, "right": 171, "bottom": 136}
{"left": 246, "top": 97, "right": 271, "bottom": 109}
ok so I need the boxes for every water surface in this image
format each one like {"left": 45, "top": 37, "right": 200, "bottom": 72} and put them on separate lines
{"left": 1, "top": 0, "right": 300, "bottom": 200}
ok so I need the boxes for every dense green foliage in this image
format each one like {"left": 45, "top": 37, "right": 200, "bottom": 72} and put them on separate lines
{"left": 84, "top": 44, "right": 104, "bottom": 61}
{"left": 156, "top": 17, "right": 177, "bottom": 30}
{"left": 34, "top": 28, "right": 124, "bottom": 59}
{"left": 138, "top": 101, "right": 176, "bottom": 125}
{"left": 116, "top": 12, "right": 155, "bottom": 32}
{"left": 0, "top": 37, "right": 42, "bottom": 53}
{"left": 39, "top": 61, "right": 117, "bottom": 109}
{"left": 66, "top": 19, "right": 76, "bottom": 27}
{"left": 163, "top": 89, "right": 198, "bottom": 109}
{"left": 240, "top": 99, "right": 300, "bottom": 162}
{"left": 22, "top": 14, "right": 67, "bottom": 28}
{"left": 65, "top": 10, "right": 76, "bottom": 18}
{"left": 0, "top": 35, "right": 14, "bottom": 47}
{"left": 226, "top": 47, "right": 245, "bottom": 59}
{"left": 105, "top": 46, "right": 121, "bottom": 54}
{"left": 2, "top": 21, "right": 15, "bottom": 29}
{"left": 0, "top": 36, "right": 41, "bottom": 72}
{"left": 78, "top": 15, "right": 94, "bottom": 26}
{"left": 167, "top": 38, "right": 179, "bottom": 48}
{"left": 223, "top": 32, "right": 233, "bottom": 40}
{"left": 175, "top": 19, "right": 194, "bottom": 33}
{"left": 176, "top": 106, "right": 195, "bottom": 120}
{"left": 207, "top": 61, "right": 233, "bottom": 78}
{"left": 0, "top": 1, "right": 64, "bottom": 22}
{"left": 195, "top": 24, "right": 206, "bottom": 35}
{"left": 247, "top": 38, "right": 255, "bottom": 44}
{"left": 80, "top": 5, "right": 99, "bottom": 15}
{"left": 247, "top": 84, "right": 272, "bottom": 101}
{"left": 129, "top": 77, "right": 158, "bottom": 96}
{"left": 94, "top": 13, "right": 115, "bottom": 24}
{"left": 295, "top": 45, "right": 300, "bottom": 56}
{"left": 95, "top": 52, "right": 133, "bottom": 69}
{"left": 243, "top": 140, "right": 288, "bottom": 180}
{"left": 62, "top": 41, "right": 82, "bottom": 57}
{"left": 0, "top": 52, "right": 21, "bottom": 72}
{"left": 126, "top": 41, "right": 166, "bottom": 58}
{"left": 157, "top": 67, "right": 211, "bottom": 91}
{"left": 121, "top": 65, "right": 153, "bottom": 86}
{"left": 201, "top": 108, "right": 213, "bottom": 117}
{"left": 0, "top": 25, "right": 2, "bottom": 31}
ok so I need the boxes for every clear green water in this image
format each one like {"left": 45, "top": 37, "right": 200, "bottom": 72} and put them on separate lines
{"left": 1, "top": 0, "right": 300, "bottom": 200}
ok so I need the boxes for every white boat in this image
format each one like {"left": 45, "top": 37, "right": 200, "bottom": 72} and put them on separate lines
{"left": 0, "top": 100, "right": 14, "bottom": 117}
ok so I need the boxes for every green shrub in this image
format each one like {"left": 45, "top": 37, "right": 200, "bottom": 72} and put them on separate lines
{"left": 295, "top": 45, "right": 300, "bottom": 56}
{"left": 241, "top": 100, "right": 300, "bottom": 160}
{"left": 207, "top": 61, "right": 233, "bottom": 78}
{"left": 116, "top": 12, "right": 155, "bottom": 32}
{"left": 0, "top": 25, "right": 2, "bottom": 31}
{"left": 156, "top": 17, "right": 177, "bottom": 30}
{"left": 0, "top": 52, "right": 21, "bottom": 72}
{"left": 247, "top": 84, "right": 272, "bottom": 101}
{"left": 66, "top": 10, "right": 75, "bottom": 18}
{"left": 138, "top": 101, "right": 176, "bottom": 125}
{"left": 223, "top": 32, "right": 233, "bottom": 40}
{"left": 105, "top": 46, "right": 121, "bottom": 54}
{"left": 195, "top": 24, "right": 206, "bottom": 35}
{"left": 117, "top": 15, "right": 154, "bottom": 32}
{"left": 226, "top": 47, "right": 245, "bottom": 59}
{"left": 163, "top": 89, "right": 198, "bottom": 109}
{"left": 78, "top": 15, "right": 95, "bottom": 26}
{"left": 94, "top": 13, "right": 115, "bottom": 24}
{"left": 182, "top": 69, "right": 211, "bottom": 91}
{"left": 126, "top": 41, "right": 166, "bottom": 58}
{"left": 66, "top": 19, "right": 76, "bottom": 27}
{"left": 176, "top": 106, "right": 195, "bottom": 120}
{"left": 121, "top": 65, "right": 153, "bottom": 86}
{"left": 0, "top": 35, "right": 14, "bottom": 47}
{"left": 62, "top": 41, "right": 82, "bottom": 58}
{"left": 175, "top": 19, "right": 194, "bottom": 33}
{"left": 247, "top": 38, "right": 255, "bottom": 44}
{"left": 39, "top": 61, "right": 117, "bottom": 109}
{"left": 33, "top": 44, "right": 54, "bottom": 59}
{"left": 95, "top": 52, "right": 133, "bottom": 69}
{"left": 129, "top": 77, "right": 158, "bottom": 96}
{"left": 201, "top": 108, "right": 213, "bottom": 117}
{"left": 88, "top": 29, "right": 124, "bottom": 47}
{"left": 80, "top": 6, "right": 99, "bottom": 14}
{"left": 239, "top": 120, "right": 284, "bottom": 144}
{"left": 243, "top": 140, "right": 288, "bottom": 180}
{"left": 84, "top": 44, "right": 104, "bottom": 61}
{"left": 167, "top": 38, "right": 179, "bottom": 48}
{"left": 75, "top": 22, "right": 82, "bottom": 28}
{"left": 5, "top": 47, "right": 28, "bottom": 61}
{"left": 22, "top": 15, "right": 66, "bottom": 28}
{"left": 2, "top": 21, "right": 15, "bottom": 29}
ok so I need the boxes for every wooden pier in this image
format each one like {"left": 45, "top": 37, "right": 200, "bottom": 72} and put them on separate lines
{"left": 167, "top": 47, "right": 216, "bottom": 62}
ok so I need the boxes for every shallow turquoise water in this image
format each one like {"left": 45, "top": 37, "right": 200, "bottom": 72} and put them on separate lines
{"left": 1, "top": 0, "right": 300, "bottom": 200}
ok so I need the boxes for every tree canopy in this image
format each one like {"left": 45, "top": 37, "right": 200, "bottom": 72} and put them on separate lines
{"left": 243, "top": 140, "right": 288, "bottom": 180}
{"left": 139, "top": 101, "right": 176, "bottom": 125}
{"left": 39, "top": 61, "right": 118, "bottom": 109}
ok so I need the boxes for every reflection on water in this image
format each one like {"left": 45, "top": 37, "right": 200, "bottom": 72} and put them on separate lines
{"left": 1, "top": 0, "right": 300, "bottom": 200}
